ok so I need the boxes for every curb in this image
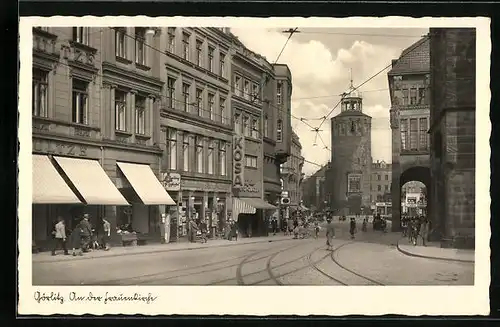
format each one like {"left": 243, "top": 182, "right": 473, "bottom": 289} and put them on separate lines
{"left": 396, "top": 239, "right": 474, "bottom": 263}
{"left": 33, "top": 237, "right": 294, "bottom": 264}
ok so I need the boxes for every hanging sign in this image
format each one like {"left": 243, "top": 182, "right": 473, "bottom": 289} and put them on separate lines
{"left": 161, "top": 172, "right": 181, "bottom": 191}
{"left": 233, "top": 135, "right": 245, "bottom": 188}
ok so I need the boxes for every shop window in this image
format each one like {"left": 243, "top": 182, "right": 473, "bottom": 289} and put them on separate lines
{"left": 72, "top": 78, "right": 89, "bottom": 125}
{"left": 33, "top": 68, "right": 48, "bottom": 118}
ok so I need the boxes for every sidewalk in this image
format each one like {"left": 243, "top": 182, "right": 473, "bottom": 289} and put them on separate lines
{"left": 397, "top": 238, "right": 475, "bottom": 263}
{"left": 32, "top": 234, "right": 294, "bottom": 264}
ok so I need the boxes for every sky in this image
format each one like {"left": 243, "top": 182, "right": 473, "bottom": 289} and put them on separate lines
{"left": 230, "top": 27, "right": 428, "bottom": 176}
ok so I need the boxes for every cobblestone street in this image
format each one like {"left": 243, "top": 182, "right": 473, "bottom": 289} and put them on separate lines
{"left": 33, "top": 222, "right": 474, "bottom": 286}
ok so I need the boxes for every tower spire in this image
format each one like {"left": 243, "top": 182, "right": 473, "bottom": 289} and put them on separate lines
{"left": 349, "top": 68, "right": 353, "bottom": 88}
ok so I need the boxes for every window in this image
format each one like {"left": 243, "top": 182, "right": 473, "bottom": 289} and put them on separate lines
{"left": 245, "top": 155, "right": 258, "bottom": 168}
{"left": 234, "top": 76, "right": 242, "bottom": 96}
{"left": 167, "top": 77, "right": 176, "bottom": 109}
{"left": 182, "top": 33, "right": 190, "bottom": 61}
{"left": 402, "top": 89, "right": 409, "bottom": 105}
{"left": 251, "top": 118, "right": 259, "bottom": 138}
{"left": 252, "top": 83, "right": 259, "bottom": 103}
{"left": 167, "top": 129, "right": 177, "bottom": 170}
{"left": 220, "top": 97, "right": 226, "bottom": 124}
{"left": 400, "top": 119, "right": 408, "bottom": 150}
{"left": 115, "top": 90, "right": 127, "bottom": 131}
{"left": 195, "top": 40, "right": 203, "bottom": 66}
{"left": 135, "top": 95, "right": 146, "bottom": 135}
{"left": 277, "top": 82, "right": 283, "bottom": 104}
{"left": 378, "top": 185, "right": 381, "bottom": 192}
{"left": 277, "top": 119, "right": 283, "bottom": 142}
{"left": 377, "top": 175, "right": 381, "bottom": 181}
{"left": 385, "top": 174, "right": 388, "bottom": 181}
{"left": 196, "top": 136, "right": 204, "bottom": 173}
{"left": 264, "top": 115, "right": 269, "bottom": 138}
{"left": 219, "top": 53, "right": 226, "bottom": 77}
{"left": 183, "top": 134, "right": 190, "bottom": 172}
{"left": 243, "top": 80, "right": 250, "bottom": 100}
{"left": 348, "top": 174, "right": 361, "bottom": 193}
{"left": 418, "top": 88, "right": 427, "bottom": 105}
{"left": 208, "top": 93, "right": 215, "bottom": 120}
{"left": 135, "top": 27, "right": 146, "bottom": 65}
{"left": 207, "top": 140, "right": 214, "bottom": 174}
{"left": 419, "top": 118, "right": 428, "bottom": 150}
{"left": 219, "top": 141, "right": 227, "bottom": 176}
{"left": 167, "top": 27, "right": 176, "bottom": 53}
{"left": 208, "top": 47, "right": 214, "bottom": 73}
{"left": 32, "top": 68, "right": 48, "bottom": 117}
{"left": 72, "top": 79, "right": 89, "bottom": 125}
{"left": 115, "top": 28, "right": 126, "bottom": 58}
{"left": 243, "top": 116, "right": 251, "bottom": 137}
{"left": 73, "top": 27, "right": 89, "bottom": 45}
{"left": 234, "top": 113, "right": 241, "bottom": 134}
{"left": 196, "top": 88, "right": 203, "bottom": 116}
{"left": 410, "top": 118, "right": 418, "bottom": 150}
{"left": 410, "top": 88, "right": 417, "bottom": 105}
{"left": 182, "top": 83, "right": 190, "bottom": 112}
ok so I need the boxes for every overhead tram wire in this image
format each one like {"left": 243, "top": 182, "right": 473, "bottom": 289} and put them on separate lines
{"left": 293, "top": 31, "right": 427, "bottom": 38}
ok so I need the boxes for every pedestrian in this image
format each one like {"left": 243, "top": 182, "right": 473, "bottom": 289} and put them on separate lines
{"left": 101, "top": 217, "right": 111, "bottom": 251}
{"left": 362, "top": 218, "right": 367, "bottom": 232}
{"left": 314, "top": 220, "right": 320, "bottom": 239}
{"left": 200, "top": 219, "right": 208, "bottom": 243}
{"left": 52, "top": 217, "right": 69, "bottom": 256}
{"left": 188, "top": 218, "right": 198, "bottom": 243}
{"left": 229, "top": 220, "right": 238, "bottom": 241}
{"left": 350, "top": 217, "right": 357, "bottom": 239}
{"left": 271, "top": 218, "right": 278, "bottom": 235}
{"left": 79, "top": 214, "right": 93, "bottom": 252}
{"left": 420, "top": 217, "right": 430, "bottom": 246}
{"left": 325, "top": 218, "right": 335, "bottom": 251}
{"left": 70, "top": 222, "right": 83, "bottom": 256}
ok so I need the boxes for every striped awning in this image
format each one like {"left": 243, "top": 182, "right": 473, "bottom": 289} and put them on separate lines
{"left": 232, "top": 197, "right": 256, "bottom": 221}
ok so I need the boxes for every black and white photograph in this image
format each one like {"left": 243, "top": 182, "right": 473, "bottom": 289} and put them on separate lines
{"left": 18, "top": 16, "right": 490, "bottom": 316}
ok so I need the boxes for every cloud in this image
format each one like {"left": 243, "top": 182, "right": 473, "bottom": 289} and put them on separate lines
{"left": 231, "top": 28, "right": 407, "bottom": 176}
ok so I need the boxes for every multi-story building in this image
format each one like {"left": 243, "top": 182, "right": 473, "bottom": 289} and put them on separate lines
{"left": 328, "top": 81, "right": 372, "bottom": 215}
{"left": 32, "top": 26, "right": 176, "bottom": 249}
{"left": 301, "top": 164, "right": 329, "bottom": 212}
{"left": 280, "top": 131, "right": 304, "bottom": 214}
{"left": 387, "top": 36, "right": 431, "bottom": 231}
{"left": 31, "top": 26, "right": 292, "bottom": 249}
{"left": 428, "top": 28, "right": 475, "bottom": 248}
{"left": 158, "top": 27, "right": 234, "bottom": 240}
{"left": 370, "top": 160, "right": 392, "bottom": 204}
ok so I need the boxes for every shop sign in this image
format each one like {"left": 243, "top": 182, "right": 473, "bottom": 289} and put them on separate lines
{"left": 161, "top": 172, "right": 181, "bottom": 191}
{"left": 233, "top": 135, "right": 245, "bottom": 188}
{"left": 241, "top": 182, "right": 259, "bottom": 193}
{"left": 33, "top": 138, "right": 88, "bottom": 157}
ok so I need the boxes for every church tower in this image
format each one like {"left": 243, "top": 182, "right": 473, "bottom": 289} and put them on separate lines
{"left": 328, "top": 76, "right": 372, "bottom": 215}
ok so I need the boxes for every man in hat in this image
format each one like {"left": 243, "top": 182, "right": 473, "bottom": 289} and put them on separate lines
{"left": 80, "top": 213, "right": 93, "bottom": 252}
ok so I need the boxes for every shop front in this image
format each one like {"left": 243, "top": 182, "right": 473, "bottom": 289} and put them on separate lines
{"left": 32, "top": 137, "right": 131, "bottom": 251}
{"left": 175, "top": 177, "right": 231, "bottom": 241}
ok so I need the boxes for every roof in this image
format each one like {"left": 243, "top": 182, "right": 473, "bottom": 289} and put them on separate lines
{"left": 332, "top": 110, "right": 372, "bottom": 119}
{"left": 388, "top": 36, "right": 430, "bottom": 75}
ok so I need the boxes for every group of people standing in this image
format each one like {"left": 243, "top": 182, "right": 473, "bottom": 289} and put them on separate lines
{"left": 51, "top": 213, "right": 111, "bottom": 256}
{"left": 401, "top": 215, "right": 430, "bottom": 246}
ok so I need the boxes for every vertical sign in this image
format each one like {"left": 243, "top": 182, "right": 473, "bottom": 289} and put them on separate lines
{"left": 233, "top": 135, "right": 245, "bottom": 188}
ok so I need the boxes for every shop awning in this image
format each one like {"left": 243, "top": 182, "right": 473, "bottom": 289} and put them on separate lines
{"left": 232, "top": 197, "right": 256, "bottom": 221}
{"left": 32, "top": 155, "right": 82, "bottom": 204}
{"left": 117, "top": 162, "right": 175, "bottom": 205}
{"left": 240, "top": 197, "right": 277, "bottom": 210}
{"left": 53, "top": 156, "right": 129, "bottom": 206}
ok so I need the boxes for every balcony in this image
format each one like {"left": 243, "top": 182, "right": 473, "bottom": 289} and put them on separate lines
{"left": 33, "top": 27, "right": 59, "bottom": 62}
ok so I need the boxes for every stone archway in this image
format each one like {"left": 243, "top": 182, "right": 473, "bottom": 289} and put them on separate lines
{"left": 391, "top": 166, "right": 431, "bottom": 232}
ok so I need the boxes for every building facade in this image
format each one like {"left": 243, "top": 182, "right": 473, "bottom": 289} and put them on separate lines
{"left": 428, "top": 28, "right": 476, "bottom": 248}
{"left": 31, "top": 26, "right": 292, "bottom": 248}
{"left": 280, "top": 131, "right": 304, "bottom": 212}
{"left": 388, "top": 36, "right": 431, "bottom": 231}
{"left": 370, "top": 160, "right": 392, "bottom": 205}
{"left": 32, "top": 26, "right": 176, "bottom": 249}
{"left": 328, "top": 82, "right": 372, "bottom": 215}
{"left": 301, "top": 164, "right": 329, "bottom": 212}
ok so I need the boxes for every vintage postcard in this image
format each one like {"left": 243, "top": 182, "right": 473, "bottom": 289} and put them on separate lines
{"left": 18, "top": 16, "right": 490, "bottom": 316}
